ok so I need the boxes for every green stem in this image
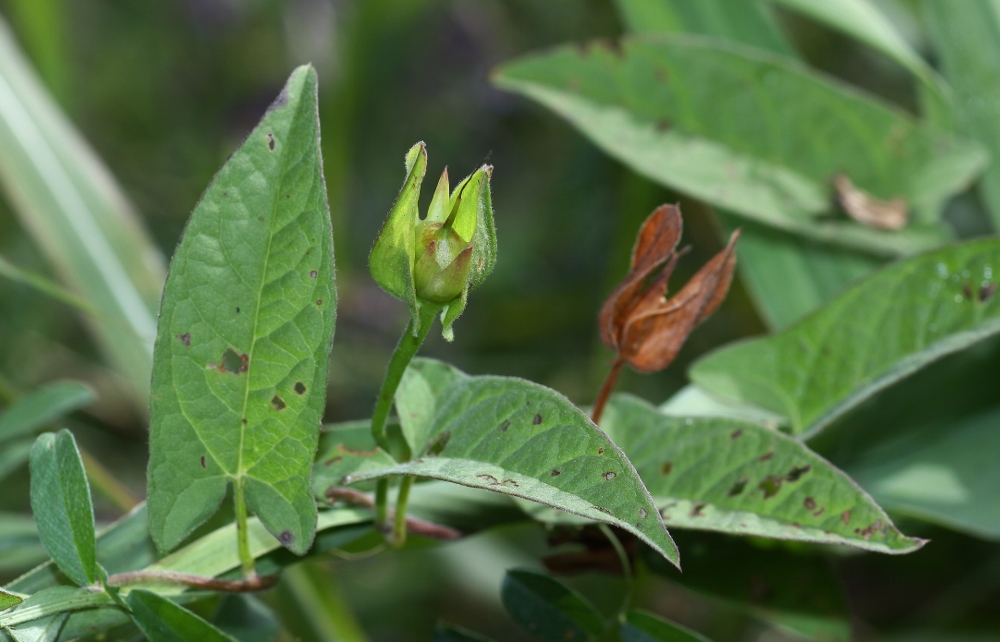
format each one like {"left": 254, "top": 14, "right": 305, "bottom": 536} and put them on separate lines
{"left": 371, "top": 305, "right": 437, "bottom": 531}
{"left": 390, "top": 477, "right": 415, "bottom": 547}
{"left": 234, "top": 479, "right": 256, "bottom": 580}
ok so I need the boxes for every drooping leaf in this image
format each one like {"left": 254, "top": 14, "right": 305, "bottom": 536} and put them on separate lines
{"left": 6, "top": 613, "right": 67, "bottom": 642}
{"left": 602, "top": 395, "right": 922, "bottom": 554}
{"left": 0, "top": 589, "right": 22, "bottom": 612}
{"left": 844, "top": 405, "right": 1000, "bottom": 540}
{"left": 147, "top": 65, "right": 336, "bottom": 555}
{"left": 28, "top": 430, "right": 96, "bottom": 586}
{"left": 611, "top": 0, "right": 885, "bottom": 329}
{"left": 313, "top": 358, "right": 680, "bottom": 566}
{"left": 127, "top": 590, "right": 237, "bottom": 642}
{"left": 493, "top": 36, "right": 985, "bottom": 255}
{"left": 0, "top": 16, "right": 165, "bottom": 406}
{"left": 621, "top": 610, "right": 712, "bottom": 642}
{"left": 501, "top": 569, "right": 605, "bottom": 642}
{"left": 923, "top": 0, "right": 1000, "bottom": 230}
{"left": 691, "top": 238, "right": 1000, "bottom": 436}
{"left": 0, "top": 381, "right": 95, "bottom": 444}
{"left": 643, "top": 531, "right": 850, "bottom": 641}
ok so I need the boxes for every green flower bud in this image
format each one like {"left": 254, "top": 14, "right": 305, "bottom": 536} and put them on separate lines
{"left": 369, "top": 142, "right": 496, "bottom": 340}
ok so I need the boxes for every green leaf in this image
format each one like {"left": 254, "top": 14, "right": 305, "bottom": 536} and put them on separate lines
{"left": 844, "top": 405, "right": 1000, "bottom": 540}
{"left": 0, "top": 16, "right": 165, "bottom": 406}
{"left": 614, "top": 0, "right": 792, "bottom": 56}
{"left": 314, "top": 358, "right": 680, "bottom": 566}
{"left": 923, "top": 0, "right": 1000, "bottom": 230}
{"left": 602, "top": 395, "right": 922, "bottom": 553}
{"left": 0, "top": 586, "right": 110, "bottom": 631}
{"left": 127, "top": 590, "right": 237, "bottom": 642}
{"left": 6, "top": 613, "right": 67, "bottom": 642}
{"left": 147, "top": 65, "right": 336, "bottom": 555}
{"left": 621, "top": 610, "right": 712, "bottom": 642}
{"left": 691, "top": 238, "right": 1000, "bottom": 436}
{"left": 493, "top": 35, "right": 985, "bottom": 256}
{"left": 28, "top": 430, "right": 96, "bottom": 586}
{"left": 610, "top": 1, "right": 884, "bottom": 328}
{"left": 0, "top": 589, "right": 22, "bottom": 612}
{"left": 501, "top": 569, "right": 605, "bottom": 642}
{"left": 0, "top": 381, "right": 95, "bottom": 444}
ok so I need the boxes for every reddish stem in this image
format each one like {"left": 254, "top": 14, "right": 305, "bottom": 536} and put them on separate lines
{"left": 592, "top": 358, "right": 625, "bottom": 425}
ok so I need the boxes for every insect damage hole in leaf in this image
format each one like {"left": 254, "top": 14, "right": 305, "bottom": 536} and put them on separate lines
{"left": 147, "top": 65, "right": 336, "bottom": 563}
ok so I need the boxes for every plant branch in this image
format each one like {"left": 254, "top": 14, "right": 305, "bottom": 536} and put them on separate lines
{"left": 591, "top": 358, "right": 625, "bottom": 425}
{"left": 234, "top": 479, "right": 256, "bottom": 580}
{"left": 106, "top": 570, "right": 279, "bottom": 593}
{"left": 326, "top": 486, "right": 463, "bottom": 541}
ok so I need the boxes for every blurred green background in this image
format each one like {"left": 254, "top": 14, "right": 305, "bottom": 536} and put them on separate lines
{"left": 1, "top": 1, "right": 998, "bottom": 640}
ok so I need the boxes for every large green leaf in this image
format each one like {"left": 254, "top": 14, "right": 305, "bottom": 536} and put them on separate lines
{"left": 0, "top": 381, "right": 95, "bottom": 444}
{"left": 923, "top": 0, "right": 1000, "bottom": 230}
{"left": 501, "top": 569, "right": 605, "bottom": 642}
{"left": 493, "top": 36, "right": 985, "bottom": 255}
{"left": 691, "top": 238, "right": 1000, "bottom": 436}
{"left": 28, "top": 430, "right": 96, "bottom": 587}
{"left": 127, "top": 590, "right": 236, "bottom": 642}
{"left": 602, "top": 395, "right": 921, "bottom": 554}
{"left": 844, "top": 405, "right": 1000, "bottom": 540}
{"left": 612, "top": 0, "right": 885, "bottom": 329}
{"left": 313, "top": 358, "right": 680, "bottom": 566}
{"left": 147, "top": 65, "right": 336, "bottom": 555}
{"left": 0, "top": 16, "right": 165, "bottom": 405}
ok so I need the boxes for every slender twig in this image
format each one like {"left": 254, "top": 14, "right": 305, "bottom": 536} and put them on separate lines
{"left": 591, "top": 358, "right": 625, "bottom": 425}
{"left": 390, "top": 477, "right": 415, "bottom": 547}
{"left": 79, "top": 447, "right": 139, "bottom": 512}
{"left": 106, "top": 570, "right": 279, "bottom": 593}
{"left": 326, "top": 486, "right": 463, "bottom": 541}
{"left": 598, "top": 524, "right": 633, "bottom": 619}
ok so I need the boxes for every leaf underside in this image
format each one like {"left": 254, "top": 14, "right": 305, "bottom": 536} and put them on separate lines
{"left": 691, "top": 238, "right": 1000, "bottom": 436}
{"left": 313, "top": 358, "right": 680, "bottom": 567}
{"left": 601, "top": 395, "right": 922, "bottom": 554}
{"left": 147, "top": 65, "right": 336, "bottom": 555}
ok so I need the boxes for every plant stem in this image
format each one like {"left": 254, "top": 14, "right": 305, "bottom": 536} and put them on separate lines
{"left": 390, "top": 477, "right": 414, "bottom": 547}
{"left": 591, "top": 358, "right": 625, "bottom": 425}
{"left": 234, "top": 479, "right": 256, "bottom": 580}
{"left": 79, "top": 447, "right": 139, "bottom": 513}
{"left": 371, "top": 305, "right": 437, "bottom": 531}
{"left": 106, "top": 570, "right": 278, "bottom": 592}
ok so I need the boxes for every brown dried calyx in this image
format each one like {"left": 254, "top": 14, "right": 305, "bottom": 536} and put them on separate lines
{"left": 833, "top": 174, "right": 908, "bottom": 231}
{"left": 592, "top": 204, "right": 739, "bottom": 423}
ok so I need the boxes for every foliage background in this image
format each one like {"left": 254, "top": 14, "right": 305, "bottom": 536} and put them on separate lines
{"left": 0, "top": 0, "right": 998, "bottom": 640}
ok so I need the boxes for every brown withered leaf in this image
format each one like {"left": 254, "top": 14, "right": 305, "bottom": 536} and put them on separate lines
{"left": 833, "top": 174, "right": 908, "bottom": 231}
{"left": 599, "top": 205, "right": 739, "bottom": 373}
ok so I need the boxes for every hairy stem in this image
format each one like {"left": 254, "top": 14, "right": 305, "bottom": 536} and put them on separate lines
{"left": 371, "top": 305, "right": 437, "bottom": 531}
{"left": 234, "top": 479, "right": 256, "bottom": 580}
{"left": 106, "top": 570, "right": 279, "bottom": 592}
{"left": 390, "top": 477, "right": 415, "bottom": 547}
{"left": 591, "top": 358, "right": 625, "bottom": 425}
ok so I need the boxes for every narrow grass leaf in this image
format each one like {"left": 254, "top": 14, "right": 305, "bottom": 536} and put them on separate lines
{"left": 493, "top": 36, "right": 984, "bottom": 255}
{"left": 501, "top": 569, "right": 605, "bottom": 642}
{"left": 313, "top": 358, "right": 680, "bottom": 567}
{"left": 924, "top": 0, "right": 1000, "bottom": 230}
{"left": 6, "top": 613, "right": 67, "bottom": 642}
{"left": 127, "top": 590, "right": 237, "bottom": 642}
{"left": 0, "top": 17, "right": 165, "bottom": 405}
{"left": 0, "top": 381, "right": 95, "bottom": 444}
{"left": 602, "top": 395, "right": 922, "bottom": 554}
{"left": 147, "top": 65, "right": 336, "bottom": 555}
{"left": 28, "top": 430, "right": 96, "bottom": 586}
{"left": 691, "top": 238, "right": 1000, "bottom": 436}
{"left": 622, "top": 610, "right": 712, "bottom": 642}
